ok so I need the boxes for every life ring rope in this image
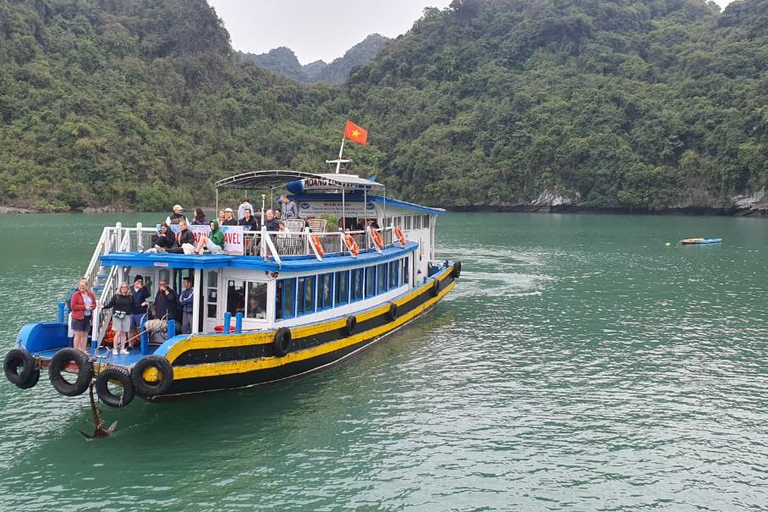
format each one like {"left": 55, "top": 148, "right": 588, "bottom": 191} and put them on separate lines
{"left": 370, "top": 229, "right": 384, "bottom": 250}
{"left": 310, "top": 235, "right": 325, "bottom": 258}
{"left": 394, "top": 226, "right": 407, "bottom": 245}
{"left": 345, "top": 235, "right": 360, "bottom": 256}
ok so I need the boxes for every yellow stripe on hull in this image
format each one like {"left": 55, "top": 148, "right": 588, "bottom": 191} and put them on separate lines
{"left": 172, "top": 278, "right": 455, "bottom": 381}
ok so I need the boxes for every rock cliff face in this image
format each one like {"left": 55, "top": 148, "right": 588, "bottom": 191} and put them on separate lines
{"left": 445, "top": 188, "right": 768, "bottom": 216}
{"left": 238, "top": 34, "right": 390, "bottom": 85}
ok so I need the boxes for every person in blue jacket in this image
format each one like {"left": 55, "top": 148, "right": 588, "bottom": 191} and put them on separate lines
{"left": 179, "top": 277, "right": 194, "bottom": 333}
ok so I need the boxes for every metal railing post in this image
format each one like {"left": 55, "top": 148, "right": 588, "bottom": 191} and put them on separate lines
{"left": 140, "top": 317, "right": 149, "bottom": 355}
{"left": 115, "top": 222, "right": 122, "bottom": 252}
{"left": 167, "top": 319, "right": 176, "bottom": 339}
{"left": 235, "top": 312, "right": 243, "bottom": 334}
{"left": 136, "top": 222, "right": 143, "bottom": 250}
{"left": 223, "top": 312, "right": 232, "bottom": 334}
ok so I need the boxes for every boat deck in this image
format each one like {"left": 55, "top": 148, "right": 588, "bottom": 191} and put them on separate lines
{"left": 35, "top": 347, "right": 149, "bottom": 367}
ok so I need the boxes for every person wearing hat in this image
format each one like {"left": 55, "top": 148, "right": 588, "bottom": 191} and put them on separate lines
{"left": 166, "top": 204, "right": 188, "bottom": 226}
{"left": 222, "top": 207, "right": 238, "bottom": 226}
{"left": 129, "top": 275, "right": 150, "bottom": 347}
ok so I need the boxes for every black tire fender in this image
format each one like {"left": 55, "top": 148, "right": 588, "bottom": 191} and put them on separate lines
{"left": 131, "top": 355, "right": 174, "bottom": 397}
{"left": 432, "top": 278, "right": 441, "bottom": 297}
{"left": 95, "top": 367, "right": 135, "bottom": 408}
{"left": 273, "top": 327, "right": 292, "bottom": 357}
{"left": 388, "top": 302, "right": 399, "bottom": 321}
{"left": 49, "top": 348, "right": 93, "bottom": 397}
{"left": 4, "top": 349, "right": 39, "bottom": 389}
{"left": 452, "top": 261, "right": 462, "bottom": 279}
{"left": 345, "top": 316, "right": 357, "bottom": 336}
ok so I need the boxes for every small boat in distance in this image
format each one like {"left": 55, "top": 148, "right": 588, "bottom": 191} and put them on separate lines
{"left": 680, "top": 238, "right": 723, "bottom": 245}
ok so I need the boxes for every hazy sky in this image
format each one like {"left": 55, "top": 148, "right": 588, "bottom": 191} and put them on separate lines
{"left": 209, "top": 0, "right": 734, "bottom": 65}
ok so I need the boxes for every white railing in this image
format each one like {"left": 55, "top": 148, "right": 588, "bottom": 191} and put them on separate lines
{"left": 95, "top": 223, "right": 403, "bottom": 260}
{"left": 93, "top": 234, "right": 130, "bottom": 343}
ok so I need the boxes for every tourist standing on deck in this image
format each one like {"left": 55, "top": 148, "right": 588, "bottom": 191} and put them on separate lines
{"left": 238, "top": 197, "right": 254, "bottom": 221}
{"left": 154, "top": 279, "right": 178, "bottom": 322}
{"left": 165, "top": 204, "right": 187, "bottom": 226}
{"left": 100, "top": 282, "right": 132, "bottom": 355}
{"left": 179, "top": 277, "right": 194, "bottom": 334}
{"left": 70, "top": 278, "right": 96, "bottom": 353}
{"left": 222, "top": 208, "right": 238, "bottom": 226}
{"left": 264, "top": 209, "right": 280, "bottom": 231}
{"left": 239, "top": 208, "right": 259, "bottom": 231}
{"left": 130, "top": 275, "right": 150, "bottom": 346}
{"left": 280, "top": 195, "right": 298, "bottom": 219}
{"left": 191, "top": 208, "right": 208, "bottom": 225}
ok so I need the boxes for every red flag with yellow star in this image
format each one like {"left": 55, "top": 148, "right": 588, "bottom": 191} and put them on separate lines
{"left": 344, "top": 120, "right": 368, "bottom": 146}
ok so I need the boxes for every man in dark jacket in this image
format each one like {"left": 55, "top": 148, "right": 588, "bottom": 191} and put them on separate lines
{"left": 264, "top": 209, "right": 280, "bottom": 231}
{"left": 154, "top": 279, "right": 179, "bottom": 321}
{"left": 130, "top": 275, "right": 150, "bottom": 346}
{"left": 239, "top": 208, "right": 259, "bottom": 231}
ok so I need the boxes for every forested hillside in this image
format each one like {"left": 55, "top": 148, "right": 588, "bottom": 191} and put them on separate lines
{"left": 0, "top": 0, "right": 357, "bottom": 211}
{"left": 239, "top": 34, "right": 390, "bottom": 85}
{"left": 1, "top": 0, "right": 768, "bottom": 212}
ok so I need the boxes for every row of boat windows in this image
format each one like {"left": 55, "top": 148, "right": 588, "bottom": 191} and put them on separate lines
{"left": 276, "top": 257, "right": 410, "bottom": 320}
{"left": 384, "top": 214, "right": 430, "bottom": 230}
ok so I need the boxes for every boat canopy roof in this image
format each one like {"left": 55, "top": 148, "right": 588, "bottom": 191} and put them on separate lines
{"left": 216, "top": 170, "right": 385, "bottom": 193}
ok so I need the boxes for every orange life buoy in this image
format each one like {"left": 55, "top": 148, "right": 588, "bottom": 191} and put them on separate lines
{"left": 394, "top": 226, "right": 407, "bottom": 245}
{"left": 371, "top": 229, "right": 384, "bottom": 249}
{"left": 345, "top": 235, "right": 360, "bottom": 256}
{"left": 310, "top": 235, "right": 325, "bottom": 257}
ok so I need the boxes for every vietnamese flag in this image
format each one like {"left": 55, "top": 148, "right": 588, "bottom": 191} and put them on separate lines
{"left": 344, "top": 120, "right": 368, "bottom": 146}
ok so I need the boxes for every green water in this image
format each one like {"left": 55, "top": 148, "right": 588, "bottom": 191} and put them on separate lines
{"left": 1, "top": 212, "right": 767, "bottom": 511}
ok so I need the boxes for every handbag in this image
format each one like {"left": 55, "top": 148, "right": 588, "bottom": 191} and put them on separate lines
{"left": 114, "top": 311, "right": 127, "bottom": 319}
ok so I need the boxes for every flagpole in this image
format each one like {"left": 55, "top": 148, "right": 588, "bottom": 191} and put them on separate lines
{"left": 336, "top": 135, "right": 345, "bottom": 174}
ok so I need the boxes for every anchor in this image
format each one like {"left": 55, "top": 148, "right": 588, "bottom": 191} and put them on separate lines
{"left": 79, "top": 381, "right": 117, "bottom": 439}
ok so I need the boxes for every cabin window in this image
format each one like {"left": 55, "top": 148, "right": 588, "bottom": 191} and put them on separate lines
{"left": 404, "top": 216, "right": 412, "bottom": 230}
{"left": 246, "top": 282, "right": 267, "bottom": 319}
{"left": 365, "top": 266, "right": 376, "bottom": 298}
{"left": 351, "top": 268, "right": 363, "bottom": 302}
{"left": 389, "top": 261, "right": 399, "bottom": 289}
{"left": 395, "top": 216, "right": 402, "bottom": 227}
{"left": 205, "top": 271, "right": 218, "bottom": 318}
{"left": 377, "top": 263, "right": 388, "bottom": 294}
{"left": 423, "top": 215, "right": 430, "bottom": 228}
{"left": 297, "top": 276, "right": 315, "bottom": 316}
{"left": 335, "top": 270, "right": 349, "bottom": 306}
{"left": 276, "top": 278, "right": 296, "bottom": 320}
{"left": 402, "top": 257, "right": 410, "bottom": 285}
{"left": 413, "top": 215, "right": 422, "bottom": 230}
{"left": 317, "top": 273, "right": 333, "bottom": 310}
{"left": 158, "top": 269, "right": 171, "bottom": 288}
{"left": 226, "top": 280, "right": 246, "bottom": 316}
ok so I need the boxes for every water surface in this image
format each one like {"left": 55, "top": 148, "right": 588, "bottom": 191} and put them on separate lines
{"left": 1, "top": 212, "right": 767, "bottom": 511}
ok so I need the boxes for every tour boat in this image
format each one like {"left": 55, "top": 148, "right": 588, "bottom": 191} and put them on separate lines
{"left": 3, "top": 160, "right": 460, "bottom": 417}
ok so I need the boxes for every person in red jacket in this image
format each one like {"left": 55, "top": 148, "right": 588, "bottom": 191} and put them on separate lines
{"left": 70, "top": 278, "right": 96, "bottom": 353}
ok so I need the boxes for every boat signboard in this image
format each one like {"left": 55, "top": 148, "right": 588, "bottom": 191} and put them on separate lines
{"left": 299, "top": 201, "right": 376, "bottom": 216}
{"left": 160, "top": 224, "right": 244, "bottom": 253}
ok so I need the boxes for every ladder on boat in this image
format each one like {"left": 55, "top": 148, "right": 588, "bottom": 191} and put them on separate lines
{"left": 67, "top": 223, "right": 132, "bottom": 346}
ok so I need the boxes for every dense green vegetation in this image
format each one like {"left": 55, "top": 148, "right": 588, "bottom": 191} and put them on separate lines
{"left": 239, "top": 34, "right": 389, "bottom": 85}
{"left": 1, "top": 0, "right": 767, "bottom": 211}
